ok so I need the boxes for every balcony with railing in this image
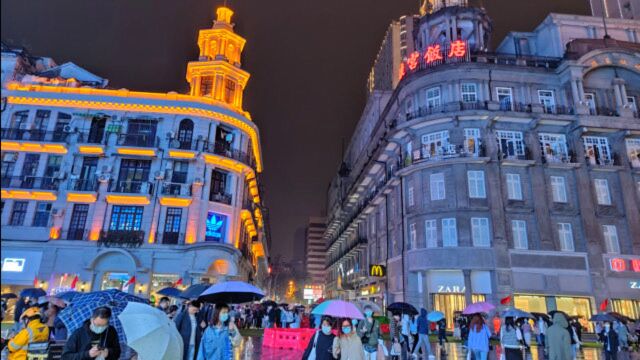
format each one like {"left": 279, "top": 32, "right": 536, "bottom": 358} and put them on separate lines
{"left": 117, "top": 133, "right": 159, "bottom": 148}
{"left": 1, "top": 128, "right": 68, "bottom": 143}
{"left": 168, "top": 138, "right": 204, "bottom": 151}
{"left": 407, "top": 143, "right": 487, "bottom": 166}
{"left": 542, "top": 105, "right": 574, "bottom": 115}
{"left": 541, "top": 150, "right": 577, "bottom": 165}
{"left": 203, "top": 142, "right": 256, "bottom": 168}
{"left": 589, "top": 107, "right": 619, "bottom": 117}
{"left": 1, "top": 176, "right": 58, "bottom": 190}
{"left": 210, "top": 191, "right": 233, "bottom": 205}
{"left": 108, "top": 180, "right": 154, "bottom": 194}
{"left": 327, "top": 237, "right": 368, "bottom": 268}
{"left": 498, "top": 147, "right": 533, "bottom": 161}
{"left": 98, "top": 230, "right": 145, "bottom": 248}
{"left": 77, "top": 131, "right": 106, "bottom": 145}
{"left": 585, "top": 152, "right": 620, "bottom": 167}
{"left": 67, "top": 178, "right": 99, "bottom": 192}
{"left": 160, "top": 182, "right": 192, "bottom": 197}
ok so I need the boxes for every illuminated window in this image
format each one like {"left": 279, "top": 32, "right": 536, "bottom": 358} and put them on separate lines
{"left": 512, "top": 220, "right": 528, "bottom": 249}
{"left": 539, "top": 133, "right": 568, "bottom": 163}
{"left": 32, "top": 202, "right": 52, "bottom": 227}
{"left": 421, "top": 130, "right": 450, "bottom": 157}
{"left": 442, "top": 218, "right": 457, "bottom": 247}
{"left": 506, "top": 173, "right": 522, "bottom": 200}
{"left": 557, "top": 223, "right": 574, "bottom": 251}
{"left": 430, "top": 173, "right": 445, "bottom": 200}
{"left": 550, "top": 176, "right": 567, "bottom": 203}
{"left": 471, "top": 217, "right": 490, "bottom": 247}
{"left": 200, "top": 76, "right": 214, "bottom": 97}
{"left": 10, "top": 201, "right": 28, "bottom": 226}
{"left": 461, "top": 83, "right": 477, "bottom": 103}
{"left": 425, "top": 220, "right": 437, "bottom": 248}
{"left": 464, "top": 128, "right": 481, "bottom": 156}
{"left": 626, "top": 138, "right": 640, "bottom": 168}
{"left": 467, "top": 170, "right": 486, "bottom": 198}
{"left": 602, "top": 225, "right": 620, "bottom": 253}
{"left": 224, "top": 79, "right": 236, "bottom": 104}
{"left": 594, "top": 179, "right": 611, "bottom": 205}
{"left": 583, "top": 136, "right": 611, "bottom": 165}
{"left": 496, "top": 87, "right": 513, "bottom": 111}
{"left": 109, "top": 206, "right": 143, "bottom": 231}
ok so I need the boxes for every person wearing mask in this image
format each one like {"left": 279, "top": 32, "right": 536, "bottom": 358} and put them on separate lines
{"left": 614, "top": 321, "right": 628, "bottom": 351}
{"left": 357, "top": 306, "right": 380, "bottom": 360}
{"left": 545, "top": 313, "right": 572, "bottom": 360}
{"left": 467, "top": 314, "right": 491, "bottom": 360}
{"left": 413, "top": 308, "right": 431, "bottom": 359}
{"left": 174, "top": 300, "right": 203, "bottom": 360}
{"left": 390, "top": 314, "right": 404, "bottom": 360}
{"left": 332, "top": 318, "right": 365, "bottom": 360}
{"left": 500, "top": 317, "right": 523, "bottom": 360}
{"left": 302, "top": 317, "right": 337, "bottom": 360}
{"left": 7, "top": 307, "right": 49, "bottom": 360}
{"left": 197, "top": 303, "right": 241, "bottom": 360}
{"left": 437, "top": 318, "right": 448, "bottom": 355}
{"left": 157, "top": 297, "right": 170, "bottom": 313}
{"left": 62, "top": 306, "right": 120, "bottom": 360}
{"left": 168, "top": 305, "right": 179, "bottom": 320}
{"left": 600, "top": 321, "right": 619, "bottom": 360}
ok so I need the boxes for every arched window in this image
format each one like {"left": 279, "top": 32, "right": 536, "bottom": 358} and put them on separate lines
{"left": 177, "top": 119, "right": 194, "bottom": 149}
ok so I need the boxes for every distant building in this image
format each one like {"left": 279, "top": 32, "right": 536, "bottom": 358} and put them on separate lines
{"left": 305, "top": 217, "right": 327, "bottom": 285}
{"left": 589, "top": 0, "right": 640, "bottom": 20}
{"left": 1, "top": 7, "right": 269, "bottom": 299}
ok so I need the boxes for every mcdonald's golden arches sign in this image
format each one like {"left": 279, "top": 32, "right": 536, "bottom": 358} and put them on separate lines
{"left": 369, "top": 264, "right": 386, "bottom": 277}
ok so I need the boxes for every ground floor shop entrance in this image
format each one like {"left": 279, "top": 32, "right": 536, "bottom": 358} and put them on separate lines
{"left": 432, "top": 293, "right": 486, "bottom": 329}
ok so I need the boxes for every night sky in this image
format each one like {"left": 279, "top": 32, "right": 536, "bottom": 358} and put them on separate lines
{"left": 1, "top": 0, "right": 588, "bottom": 261}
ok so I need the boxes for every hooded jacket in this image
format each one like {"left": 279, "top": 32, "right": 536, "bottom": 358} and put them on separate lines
{"left": 545, "top": 313, "right": 572, "bottom": 360}
{"left": 417, "top": 309, "right": 429, "bottom": 334}
{"left": 7, "top": 318, "right": 50, "bottom": 360}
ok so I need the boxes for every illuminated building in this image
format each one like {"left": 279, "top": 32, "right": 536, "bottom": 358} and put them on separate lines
{"left": 325, "top": 3, "right": 640, "bottom": 325}
{"left": 304, "top": 217, "right": 327, "bottom": 287}
{"left": 0, "top": 6, "right": 269, "bottom": 298}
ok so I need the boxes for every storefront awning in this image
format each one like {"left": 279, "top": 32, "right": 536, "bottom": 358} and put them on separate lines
{"left": 1, "top": 250, "right": 43, "bottom": 286}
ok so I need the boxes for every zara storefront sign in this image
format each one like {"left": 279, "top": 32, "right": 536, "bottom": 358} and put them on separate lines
{"left": 630, "top": 281, "right": 640, "bottom": 289}
{"left": 437, "top": 285, "right": 466, "bottom": 293}
{"left": 399, "top": 40, "right": 470, "bottom": 81}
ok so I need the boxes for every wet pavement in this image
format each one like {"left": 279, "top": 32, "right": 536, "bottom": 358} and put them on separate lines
{"left": 233, "top": 336, "right": 634, "bottom": 360}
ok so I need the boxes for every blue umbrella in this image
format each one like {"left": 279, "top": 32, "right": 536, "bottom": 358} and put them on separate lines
{"left": 55, "top": 291, "right": 80, "bottom": 303}
{"left": 198, "top": 281, "right": 265, "bottom": 304}
{"left": 58, "top": 289, "right": 148, "bottom": 343}
{"left": 501, "top": 308, "right": 533, "bottom": 319}
{"left": 20, "top": 288, "right": 46, "bottom": 299}
{"left": 179, "top": 284, "right": 209, "bottom": 300}
{"left": 156, "top": 287, "right": 182, "bottom": 298}
{"left": 427, "top": 311, "right": 445, "bottom": 322}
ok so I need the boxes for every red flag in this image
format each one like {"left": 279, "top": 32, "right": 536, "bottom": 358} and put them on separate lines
{"left": 33, "top": 276, "right": 39, "bottom": 287}
{"left": 599, "top": 299, "right": 609, "bottom": 311}
{"left": 123, "top": 276, "right": 136, "bottom": 292}
{"left": 70, "top": 275, "right": 79, "bottom": 289}
{"left": 500, "top": 295, "right": 512, "bottom": 305}
{"left": 173, "top": 278, "right": 183, "bottom": 287}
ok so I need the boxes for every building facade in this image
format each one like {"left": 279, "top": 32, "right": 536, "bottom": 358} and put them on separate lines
{"left": 0, "top": 7, "right": 269, "bottom": 300}
{"left": 305, "top": 217, "right": 327, "bottom": 285}
{"left": 589, "top": 0, "right": 640, "bottom": 20}
{"left": 325, "top": 5, "right": 640, "bottom": 328}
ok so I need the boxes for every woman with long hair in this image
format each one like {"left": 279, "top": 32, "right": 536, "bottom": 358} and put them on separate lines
{"left": 302, "top": 316, "right": 337, "bottom": 360}
{"left": 500, "top": 316, "right": 523, "bottom": 360}
{"left": 467, "top": 314, "right": 492, "bottom": 360}
{"left": 196, "top": 303, "right": 242, "bottom": 360}
{"left": 332, "top": 318, "right": 365, "bottom": 360}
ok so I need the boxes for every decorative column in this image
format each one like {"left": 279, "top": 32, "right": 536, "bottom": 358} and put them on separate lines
{"left": 463, "top": 269, "right": 473, "bottom": 305}
{"left": 88, "top": 180, "right": 110, "bottom": 240}
{"left": 186, "top": 177, "right": 204, "bottom": 244}
{"left": 613, "top": 78, "right": 624, "bottom": 107}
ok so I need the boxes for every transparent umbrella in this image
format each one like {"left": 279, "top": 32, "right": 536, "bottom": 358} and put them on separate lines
{"left": 118, "top": 302, "right": 183, "bottom": 360}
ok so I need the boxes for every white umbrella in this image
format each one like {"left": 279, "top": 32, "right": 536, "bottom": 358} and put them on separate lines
{"left": 355, "top": 300, "right": 382, "bottom": 314}
{"left": 118, "top": 302, "right": 183, "bottom": 360}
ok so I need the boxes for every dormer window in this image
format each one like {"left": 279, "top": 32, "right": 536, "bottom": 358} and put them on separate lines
{"left": 201, "top": 76, "right": 214, "bottom": 97}
{"left": 224, "top": 79, "right": 236, "bottom": 104}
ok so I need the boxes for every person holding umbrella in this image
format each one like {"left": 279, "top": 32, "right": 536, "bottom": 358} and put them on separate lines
{"left": 302, "top": 316, "right": 337, "bottom": 360}
{"left": 61, "top": 306, "right": 121, "bottom": 360}
{"left": 600, "top": 321, "right": 619, "bottom": 360}
{"left": 197, "top": 303, "right": 241, "bottom": 360}
{"left": 500, "top": 316, "right": 523, "bottom": 360}
{"left": 332, "top": 318, "right": 365, "bottom": 360}
{"left": 467, "top": 314, "right": 491, "bottom": 360}
{"left": 174, "top": 300, "right": 203, "bottom": 360}
{"left": 357, "top": 305, "right": 381, "bottom": 360}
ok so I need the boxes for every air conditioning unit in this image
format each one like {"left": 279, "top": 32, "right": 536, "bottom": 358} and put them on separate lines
{"left": 193, "top": 177, "right": 203, "bottom": 185}
{"left": 154, "top": 171, "right": 164, "bottom": 180}
{"left": 2, "top": 153, "right": 18, "bottom": 162}
{"left": 98, "top": 173, "right": 110, "bottom": 182}
{"left": 165, "top": 162, "right": 173, "bottom": 171}
{"left": 51, "top": 208, "right": 64, "bottom": 217}
{"left": 63, "top": 125, "right": 73, "bottom": 133}
{"left": 166, "top": 131, "right": 175, "bottom": 139}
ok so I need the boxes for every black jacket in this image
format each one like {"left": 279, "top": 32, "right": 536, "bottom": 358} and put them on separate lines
{"left": 600, "top": 329, "right": 619, "bottom": 353}
{"left": 61, "top": 321, "right": 121, "bottom": 360}
{"left": 174, "top": 310, "right": 203, "bottom": 360}
{"left": 302, "top": 330, "right": 336, "bottom": 360}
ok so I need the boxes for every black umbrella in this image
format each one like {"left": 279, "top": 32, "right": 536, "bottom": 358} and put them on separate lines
{"left": 1, "top": 293, "right": 17, "bottom": 300}
{"left": 261, "top": 300, "right": 277, "bottom": 308}
{"left": 20, "top": 288, "right": 46, "bottom": 299}
{"left": 590, "top": 313, "right": 616, "bottom": 322}
{"left": 197, "top": 281, "right": 265, "bottom": 304}
{"left": 156, "top": 287, "right": 182, "bottom": 298}
{"left": 387, "top": 302, "right": 418, "bottom": 315}
{"left": 608, "top": 312, "right": 634, "bottom": 323}
{"left": 179, "top": 284, "right": 209, "bottom": 300}
{"left": 531, "top": 312, "right": 551, "bottom": 323}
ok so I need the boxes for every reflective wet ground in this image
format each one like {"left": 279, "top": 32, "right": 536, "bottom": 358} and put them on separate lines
{"left": 234, "top": 337, "right": 631, "bottom": 360}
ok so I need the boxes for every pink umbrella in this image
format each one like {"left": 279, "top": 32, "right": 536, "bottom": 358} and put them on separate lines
{"left": 462, "top": 301, "right": 495, "bottom": 315}
{"left": 311, "top": 300, "right": 364, "bottom": 320}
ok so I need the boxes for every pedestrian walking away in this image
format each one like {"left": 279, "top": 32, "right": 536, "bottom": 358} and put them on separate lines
{"left": 545, "top": 312, "right": 572, "bottom": 360}
{"left": 196, "top": 303, "right": 241, "bottom": 360}
{"left": 302, "top": 316, "right": 337, "bottom": 360}
{"left": 61, "top": 306, "right": 121, "bottom": 360}
{"left": 467, "top": 314, "right": 491, "bottom": 360}
{"left": 413, "top": 308, "right": 432, "bottom": 359}
{"left": 174, "top": 300, "right": 204, "bottom": 360}
{"left": 332, "top": 318, "right": 365, "bottom": 360}
{"left": 357, "top": 306, "right": 381, "bottom": 360}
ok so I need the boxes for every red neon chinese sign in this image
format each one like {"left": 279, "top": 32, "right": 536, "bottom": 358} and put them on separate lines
{"left": 398, "top": 40, "right": 469, "bottom": 81}
{"left": 631, "top": 259, "right": 640, "bottom": 272}
{"left": 610, "top": 258, "right": 627, "bottom": 272}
